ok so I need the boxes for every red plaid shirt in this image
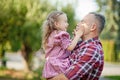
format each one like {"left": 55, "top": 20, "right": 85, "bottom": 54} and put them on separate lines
{"left": 65, "top": 37, "right": 104, "bottom": 80}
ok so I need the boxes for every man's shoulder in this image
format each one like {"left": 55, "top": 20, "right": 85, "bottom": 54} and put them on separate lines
{"left": 81, "top": 43, "right": 97, "bottom": 49}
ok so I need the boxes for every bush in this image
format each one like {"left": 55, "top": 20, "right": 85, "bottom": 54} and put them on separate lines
{"left": 101, "top": 40, "right": 115, "bottom": 62}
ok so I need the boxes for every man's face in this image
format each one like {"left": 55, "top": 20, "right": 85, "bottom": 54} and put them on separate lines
{"left": 78, "top": 14, "right": 95, "bottom": 36}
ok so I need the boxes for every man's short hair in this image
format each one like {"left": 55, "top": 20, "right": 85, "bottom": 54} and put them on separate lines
{"left": 89, "top": 12, "right": 105, "bottom": 34}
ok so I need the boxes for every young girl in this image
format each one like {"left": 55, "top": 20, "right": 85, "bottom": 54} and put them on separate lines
{"left": 42, "top": 11, "right": 82, "bottom": 79}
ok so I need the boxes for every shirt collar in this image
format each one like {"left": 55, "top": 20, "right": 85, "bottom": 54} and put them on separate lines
{"left": 78, "top": 36, "right": 99, "bottom": 46}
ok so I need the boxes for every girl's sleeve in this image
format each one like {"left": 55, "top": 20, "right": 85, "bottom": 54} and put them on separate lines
{"left": 54, "top": 31, "right": 71, "bottom": 49}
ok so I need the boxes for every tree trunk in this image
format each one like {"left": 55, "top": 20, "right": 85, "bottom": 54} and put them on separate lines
{"left": 1, "top": 44, "right": 7, "bottom": 67}
{"left": 1, "top": 49, "right": 6, "bottom": 67}
{"left": 21, "top": 43, "right": 32, "bottom": 72}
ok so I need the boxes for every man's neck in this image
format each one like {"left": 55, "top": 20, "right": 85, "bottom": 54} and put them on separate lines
{"left": 82, "top": 33, "right": 98, "bottom": 41}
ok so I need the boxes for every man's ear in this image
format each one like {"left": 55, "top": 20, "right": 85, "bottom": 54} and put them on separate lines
{"left": 91, "top": 23, "right": 96, "bottom": 31}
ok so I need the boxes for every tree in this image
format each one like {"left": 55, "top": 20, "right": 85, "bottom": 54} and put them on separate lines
{"left": 96, "top": 0, "right": 120, "bottom": 61}
{"left": 0, "top": 0, "right": 54, "bottom": 70}
{"left": 96, "top": 0, "right": 120, "bottom": 39}
{"left": 62, "top": 4, "right": 77, "bottom": 36}
{"left": 0, "top": 0, "right": 13, "bottom": 67}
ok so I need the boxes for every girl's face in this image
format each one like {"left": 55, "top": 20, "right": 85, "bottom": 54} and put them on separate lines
{"left": 55, "top": 14, "right": 69, "bottom": 31}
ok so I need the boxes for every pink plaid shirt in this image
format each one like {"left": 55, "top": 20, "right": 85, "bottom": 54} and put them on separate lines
{"left": 65, "top": 37, "right": 104, "bottom": 80}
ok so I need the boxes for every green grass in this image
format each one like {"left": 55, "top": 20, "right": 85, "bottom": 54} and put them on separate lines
{"left": 0, "top": 76, "right": 25, "bottom": 80}
{"left": 105, "top": 75, "right": 120, "bottom": 80}
{"left": 0, "top": 66, "right": 45, "bottom": 80}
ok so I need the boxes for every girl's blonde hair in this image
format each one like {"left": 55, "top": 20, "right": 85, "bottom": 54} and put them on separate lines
{"left": 42, "top": 11, "right": 65, "bottom": 50}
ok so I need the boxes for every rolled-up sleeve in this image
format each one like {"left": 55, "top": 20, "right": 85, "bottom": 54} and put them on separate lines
{"left": 54, "top": 31, "right": 71, "bottom": 49}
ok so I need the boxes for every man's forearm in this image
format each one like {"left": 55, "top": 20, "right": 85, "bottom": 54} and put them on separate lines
{"left": 49, "top": 74, "right": 68, "bottom": 80}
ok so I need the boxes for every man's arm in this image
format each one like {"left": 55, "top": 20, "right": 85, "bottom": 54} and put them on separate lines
{"left": 49, "top": 74, "right": 68, "bottom": 80}
{"left": 65, "top": 46, "right": 99, "bottom": 79}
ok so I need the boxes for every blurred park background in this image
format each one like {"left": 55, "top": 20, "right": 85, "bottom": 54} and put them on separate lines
{"left": 0, "top": 0, "right": 120, "bottom": 80}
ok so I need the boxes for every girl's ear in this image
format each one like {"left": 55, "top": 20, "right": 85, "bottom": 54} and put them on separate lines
{"left": 54, "top": 21, "right": 59, "bottom": 27}
{"left": 91, "top": 23, "right": 96, "bottom": 31}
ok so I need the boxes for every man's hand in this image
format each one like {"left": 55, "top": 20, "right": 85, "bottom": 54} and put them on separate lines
{"left": 48, "top": 74, "right": 68, "bottom": 80}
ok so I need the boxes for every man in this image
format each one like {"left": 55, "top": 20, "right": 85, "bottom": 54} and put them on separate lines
{"left": 50, "top": 12, "right": 105, "bottom": 80}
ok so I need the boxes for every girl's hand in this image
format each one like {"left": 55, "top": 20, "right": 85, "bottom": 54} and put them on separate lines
{"left": 74, "top": 23, "right": 84, "bottom": 37}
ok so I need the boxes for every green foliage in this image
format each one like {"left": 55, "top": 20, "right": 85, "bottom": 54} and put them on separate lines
{"left": 62, "top": 4, "right": 76, "bottom": 36}
{"left": 0, "top": 0, "right": 76, "bottom": 52}
{"left": 0, "top": 0, "right": 54, "bottom": 52}
{"left": 105, "top": 76, "right": 120, "bottom": 80}
{"left": 0, "top": 0, "right": 54, "bottom": 68}
{"left": 96, "top": 0, "right": 120, "bottom": 40}
{"left": 101, "top": 39, "right": 120, "bottom": 62}
{"left": 33, "top": 66, "right": 45, "bottom": 80}
{"left": 0, "top": 66, "right": 45, "bottom": 80}
{"left": 0, "top": 0, "right": 77, "bottom": 69}
{"left": 101, "top": 40, "right": 115, "bottom": 61}
{"left": 96, "top": 0, "right": 120, "bottom": 61}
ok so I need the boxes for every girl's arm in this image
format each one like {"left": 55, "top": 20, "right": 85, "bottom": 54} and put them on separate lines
{"left": 67, "top": 34, "right": 80, "bottom": 51}
{"left": 67, "top": 24, "right": 84, "bottom": 51}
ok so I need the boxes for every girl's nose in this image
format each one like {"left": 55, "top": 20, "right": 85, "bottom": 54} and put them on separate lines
{"left": 67, "top": 23, "right": 69, "bottom": 26}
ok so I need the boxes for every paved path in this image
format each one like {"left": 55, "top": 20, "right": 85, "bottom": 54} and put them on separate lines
{"left": 102, "top": 62, "right": 120, "bottom": 76}
{"left": 99, "top": 62, "right": 120, "bottom": 80}
{"left": 1, "top": 53, "right": 120, "bottom": 80}
{"left": 99, "top": 77, "right": 110, "bottom": 80}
